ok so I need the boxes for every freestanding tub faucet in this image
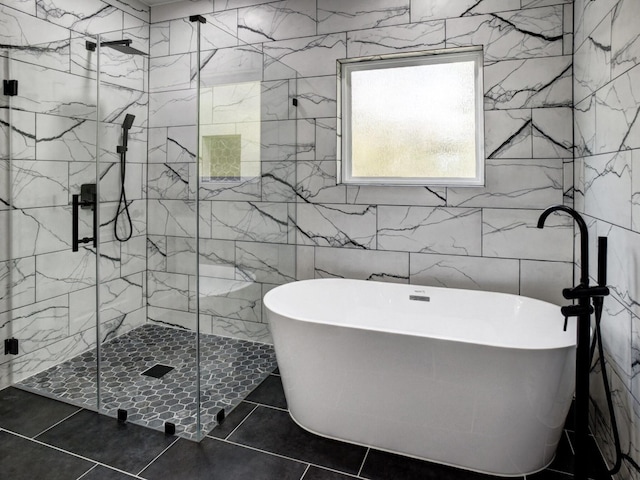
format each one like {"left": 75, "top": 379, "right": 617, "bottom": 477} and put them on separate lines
{"left": 537, "top": 205, "right": 609, "bottom": 480}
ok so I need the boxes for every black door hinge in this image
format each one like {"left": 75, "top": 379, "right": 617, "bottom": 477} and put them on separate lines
{"left": 4, "top": 338, "right": 18, "bottom": 355}
{"left": 3, "top": 80, "right": 18, "bottom": 96}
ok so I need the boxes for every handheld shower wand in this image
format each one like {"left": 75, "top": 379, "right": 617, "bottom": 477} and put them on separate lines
{"left": 115, "top": 114, "right": 135, "bottom": 242}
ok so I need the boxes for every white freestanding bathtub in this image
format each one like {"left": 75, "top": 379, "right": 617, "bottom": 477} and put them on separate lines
{"left": 263, "top": 279, "right": 576, "bottom": 477}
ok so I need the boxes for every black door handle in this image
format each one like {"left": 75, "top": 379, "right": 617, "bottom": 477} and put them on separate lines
{"left": 72, "top": 194, "right": 97, "bottom": 252}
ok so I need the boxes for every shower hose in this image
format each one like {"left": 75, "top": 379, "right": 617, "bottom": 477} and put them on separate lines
{"left": 115, "top": 146, "right": 133, "bottom": 242}
{"left": 590, "top": 297, "right": 640, "bottom": 475}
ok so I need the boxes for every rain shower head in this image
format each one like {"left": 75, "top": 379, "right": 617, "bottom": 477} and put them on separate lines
{"left": 122, "top": 114, "right": 135, "bottom": 130}
{"left": 85, "top": 39, "right": 147, "bottom": 56}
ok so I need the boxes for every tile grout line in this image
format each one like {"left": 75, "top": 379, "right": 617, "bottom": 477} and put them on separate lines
{"left": 357, "top": 448, "right": 370, "bottom": 477}
{"left": 2, "top": 428, "right": 148, "bottom": 479}
{"left": 298, "top": 463, "right": 311, "bottom": 480}
{"left": 32, "top": 407, "right": 85, "bottom": 439}
{"left": 136, "top": 436, "right": 181, "bottom": 476}
{"left": 206, "top": 403, "right": 259, "bottom": 441}
{"left": 243, "top": 398, "right": 288, "bottom": 412}
{"left": 75, "top": 464, "right": 99, "bottom": 480}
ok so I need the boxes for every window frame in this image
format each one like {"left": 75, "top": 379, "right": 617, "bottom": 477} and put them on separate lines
{"left": 337, "top": 46, "right": 485, "bottom": 187}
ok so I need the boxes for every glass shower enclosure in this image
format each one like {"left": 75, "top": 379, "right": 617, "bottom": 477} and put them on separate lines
{"left": 1, "top": 15, "right": 299, "bottom": 441}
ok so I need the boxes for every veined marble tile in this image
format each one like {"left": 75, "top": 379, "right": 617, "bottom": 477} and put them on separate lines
{"left": 446, "top": 7, "right": 563, "bottom": 61}
{"left": 316, "top": 117, "right": 337, "bottom": 161}
{"left": 297, "top": 160, "right": 347, "bottom": 204}
{"left": 263, "top": 34, "right": 346, "bottom": 80}
{"left": 166, "top": 236, "right": 235, "bottom": 277}
{"left": 35, "top": 115, "right": 96, "bottom": 162}
{"left": 0, "top": 4, "right": 70, "bottom": 46}
{"left": 0, "top": 110, "right": 36, "bottom": 161}
{"left": 98, "top": 83, "right": 148, "bottom": 125}
{"left": 1, "top": 296, "right": 70, "bottom": 355}
{"left": 147, "top": 306, "right": 196, "bottom": 331}
{"left": 1, "top": 0, "right": 36, "bottom": 15}
{"left": 296, "top": 203, "right": 376, "bottom": 249}
{"left": 409, "top": 253, "right": 519, "bottom": 295}
{"left": 597, "top": 296, "right": 633, "bottom": 377}
{"left": 214, "top": 0, "right": 273, "bottom": 11}
{"left": 208, "top": 316, "right": 272, "bottom": 343}
{"left": 193, "top": 276, "right": 262, "bottom": 323}
{"left": 605, "top": 224, "right": 640, "bottom": 318}
{"left": 238, "top": 0, "right": 316, "bottom": 43}
{"left": 168, "top": 13, "right": 237, "bottom": 56}
{"left": 148, "top": 199, "right": 211, "bottom": 238}
{"left": 10, "top": 160, "right": 69, "bottom": 208}
{"left": 262, "top": 161, "right": 296, "bottom": 202}
{"left": 2, "top": 206, "right": 71, "bottom": 260}
{"left": 294, "top": 76, "right": 336, "bottom": 120}
{"left": 261, "top": 80, "right": 290, "bottom": 121}
{"left": 0, "top": 257, "right": 36, "bottom": 313}
{"left": 411, "top": 0, "right": 520, "bottom": 22}
{"left": 207, "top": 82, "right": 262, "bottom": 124}
{"left": 261, "top": 119, "right": 297, "bottom": 161}
{"left": 149, "top": 54, "right": 191, "bottom": 93}
{"left": 484, "top": 56, "right": 572, "bottom": 110}
{"left": 150, "top": 0, "right": 213, "bottom": 23}
{"left": 315, "top": 247, "right": 409, "bottom": 283}
{"left": 197, "top": 176, "right": 262, "bottom": 201}
{"left": 318, "top": 0, "right": 409, "bottom": 35}
{"left": 36, "top": 248, "right": 96, "bottom": 301}
{"left": 377, "top": 206, "right": 481, "bottom": 255}
{"left": 148, "top": 270, "right": 189, "bottom": 311}
{"left": 147, "top": 236, "right": 166, "bottom": 272}
{"left": 584, "top": 151, "right": 632, "bottom": 229}
{"left": 633, "top": 150, "right": 640, "bottom": 233}
{"left": 484, "top": 109, "right": 532, "bottom": 159}
{"left": 482, "top": 208, "right": 573, "bottom": 261}
{"left": 296, "top": 118, "right": 315, "bottom": 161}
{"left": 148, "top": 127, "right": 168, "bottom": 163}
{"left": 595, "top": 65, "right": 640, "bottom": 154}
{"left": 147, "top": 163, "right": 190, "bottom": 200}
{"left": 211, "top": 201, "right": 289, "bottom": 243}
{"left": 573, "top": 14, "right": 611, "bottom": 105}
{"left": 346, "top": 184, "right": 446, "bottom": 207}
{"left": 519, "top": 259, "right": 573, "bottom": 305}
{"left": 295, "top": 245, "right": 314, "bottom": 280}
{"left": 574, "top": 0, "right": 618, "bottom": 49}
{"left": 563, "top": 158, "right": 574, "bottom": 207}
{"left": 121, "top": 235, "right": 146, "bottom": 276}
{"left": 575, "top": 94, "right": 596, "bottom": 157}
{"left": 235, "top": 242, "right": 295, "bottom": 284}
{"left": 36, "top": 0, "right": 123, "bottom": 35}
{"left": 611, "top": 0, "right": 640, "bottom": 78}
{"left": 150, "top": 22, "right": 170, "bottom": 57}
{"left": 102, "top": 0, "right": 149, "bottom": 23}
{"left": 448, "top": 159, "right": 563, "bottom": 208}
{"left": 101, "top": 307, "right": 146, "bottom": 343}
{"left": 524, "top": 0, "right": 573, "bottom": 6}
{"left": 167, "top": 125, "right": 196, "bottom": 164}
{"left": 4, "top": 39, "right": 72, "bottom": 74}
{"left": 346, "top": 21, "right": 445, "bottom": 58}
{"left": 149, "top": 89, "right": 198, "bottom": 128}
{"left": 197, "top": 45, "right": 263, "bottom": 87}
{"left": 532, "top": 107, "right": 573, "bottom": 158}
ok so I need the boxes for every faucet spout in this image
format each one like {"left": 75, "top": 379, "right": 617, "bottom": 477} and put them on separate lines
{"left": 537, "top": 205, "right": 589, "bottom": 286}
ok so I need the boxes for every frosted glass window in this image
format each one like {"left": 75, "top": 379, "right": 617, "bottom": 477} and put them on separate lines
{"left": 339, "top": 48, "right": 484, "bottom": 186}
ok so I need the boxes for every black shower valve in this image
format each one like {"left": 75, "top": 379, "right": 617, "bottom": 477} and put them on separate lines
{"left": 562, "top": 284, "right": 610, "bottom": 300}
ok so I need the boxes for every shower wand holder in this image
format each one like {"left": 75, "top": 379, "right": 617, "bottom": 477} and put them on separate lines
{"left": 72, "top": 186, "right": 97, "bottom": 252}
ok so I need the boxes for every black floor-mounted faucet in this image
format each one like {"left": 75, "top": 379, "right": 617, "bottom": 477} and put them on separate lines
{"left": 537, "top": 205, "right": 609, "bottom": 480}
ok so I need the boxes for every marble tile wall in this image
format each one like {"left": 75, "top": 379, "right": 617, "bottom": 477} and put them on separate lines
{"left": 574, "top": 0, "right": 640, "bottom": 477}
{"left": 147, "top": 0, "right": 576, "bottom": 348}
{"left": 0, "top": 0, "right": 150, "bottom": 389}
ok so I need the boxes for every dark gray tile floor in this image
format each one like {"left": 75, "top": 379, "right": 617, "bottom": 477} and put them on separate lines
{"left": 0, "top": 372, "right": 613, "bottom": 480}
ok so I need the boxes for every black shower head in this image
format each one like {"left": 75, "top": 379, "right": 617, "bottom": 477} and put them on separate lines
{"left": 122, "top": 114, "right": 135, "bottom": 130}
{"left": 85, "top": 39, "right": 147, "bottom": 56}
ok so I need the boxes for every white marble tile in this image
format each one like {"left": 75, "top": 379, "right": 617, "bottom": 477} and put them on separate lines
{"left": 193, "top": 276, "right": 262, "bottom": 322}
{"left": 519, "top": 259, "right": 573, "bottom": 305}
{"left": 297, "top": 160, "right": 347, "bottom": 204}
{"left": 147, "top": 236, "right": 167, "bottom": 272}
{"left": 0, "top": 257, "right": 36, "bottom": 313}
{"left": 598, "top": 296, "right": 633, "bottom": 377}
{"left": 410, "top": 253, "right": 519, "bottom": 295}
{"left": 261, "top": 161, "right": 296, "bottom": 202}
{"left": 149, "top": 89, "right": 198, "bottom": 128}
{"left": 148, "top": 127, "right": 168, "bottom": 163}
{"left": 296, "top": 203, "right": 377, "bottom": 249}
{"left": 295, "top": 245, "right": 314, "bottom": 280}
{"left": 573, "top": 14, "right": 611, "bottom": 105}
{"left": 261, "top": 119, "right": 297, "bottom": 161}
{"left": 604, "top": 224, "right": 640, "bottom": 318}
{"left": 575, "top": 94, "right": 596, "bottom": 157}
{"left": 5, "top": 38, "right": 72, "bottom": 74}
{"left": 208, "top": 316, "right": 272, "bottom": 343}
{"left": 147, "top": 305, "right": 196, "bottom": 331}
{"left": 106, "top": 0, "right": 149, "bottom": 22}
{"left": 584, "top": 151, "right": 632, "bottom": 229}
{"left": 238, "top": 0, "right": 316, "bottom": 43}
{"left": 168, "top": 13, "right": 237, "bottom": 56}
{"left": 149, "top": 54, "right": 191, "bottom": 92}
{"left": 411, "top": 0, "right": 520, "bottom": 22}
{"left": 596, "top": 65, "right": 640, "bottom": 154}
{"left": 121, "top": 235, "right": 146, "bottom": 276}
{"left": 318, "top": 0, "right": 409, "bottom": 35}
{"left": 0, "top": 111, "right": 35, "bottom": 162}
{"left": 563, "top": 158, "right": 574, "bottom": 207}
{"left": 447, "top": 158, "right": 563, "bottom": 208}
{"left": 147, "top": 163, "right": 190, "bottom": 200}
{"left": 197, "top": 45, "right": 263, "bottom": 86}
{"left": 235, "top": 242, "right": 295, "bottom": 284}
{"left": 211, "top": 201, "right": 289, "bottom": 243}
{"left": 377, "top": 206, "right": 481, "bottom": 255}
{"left": 166, "top": 236, "right": 235, "bottom": 277}
{"left": 611, "top": 0, "right": 640, "bottom": 78}
{"left": 150, "top": 21, "right": 170, "bottom": 57}
{"left": 36, "top": 0, "right": 123, "bottom": 35}
{"left": 148, "top": 270, "right": 189, "bottom": 310}
{"left": 482, "top": 208, "right": 573, "bottom": 261}
{"left": 574, "top": 0, "right": 621, "bottom": 50}
{"left": 532, "top": 107, "right": 573, "bottom": 158}
{"left": 296, "top": 118, "right": 315, "bottom": 161}
{"left": 346, "top": 184, "right": 446, "bottom": 207}
{"left": 633, "top": 150, "right": 640, "bottom": 233}
{"left": 147, "top": 199, "right": 211, "bottom": 237}
{"left": 315, "top": 247, "right": 409, "bottom": 283}
{"left": 2, "top": 206, "right": 71, "bottom": 260}
{"left": 484, "top": 56, "right": 572, "bottom": 110}
{"left": 446, "top": 7, "right": 563, "bottom": 61}
{"left": 484, "top": 109, "right": 532, "bottom": 159}
{"left": 260, "top": 80, "right": 291, "bottom": 121}
{"left": 1, "top": 0, "right": 36, "bottom": 15}
{"left": 347, "top": 21, "right": 445, "bottom": 57}
{"left": 8, "top": 160, "right": 68, "bottom": 209}
{"left": 167, "top": 125, "right": 197, "bottom": 163}
{"left": 36, "top": 248, "right": 95, "bottom": 301}
{"left": 263, "top": 34, "right": 347, "bottom": 80}
{"left": 150, "top": 0, "right": 213, "bottom": 23}
{"left": 316, "top": 117, "right": 337, "bottom": 161}
{"left": 295, "top": 76, "right": 336, "bottom": 120}
{"left": 0, "top": 4, "right": 70, "bottom": 46}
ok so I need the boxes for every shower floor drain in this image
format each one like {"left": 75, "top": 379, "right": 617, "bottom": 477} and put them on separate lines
{"left": 142, "top": 364, "right": 174, "bottom": 379}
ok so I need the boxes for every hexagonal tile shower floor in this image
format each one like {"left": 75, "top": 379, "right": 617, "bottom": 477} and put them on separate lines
{"left": 16, "top": 324, "right": 277, "bottom": 440}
